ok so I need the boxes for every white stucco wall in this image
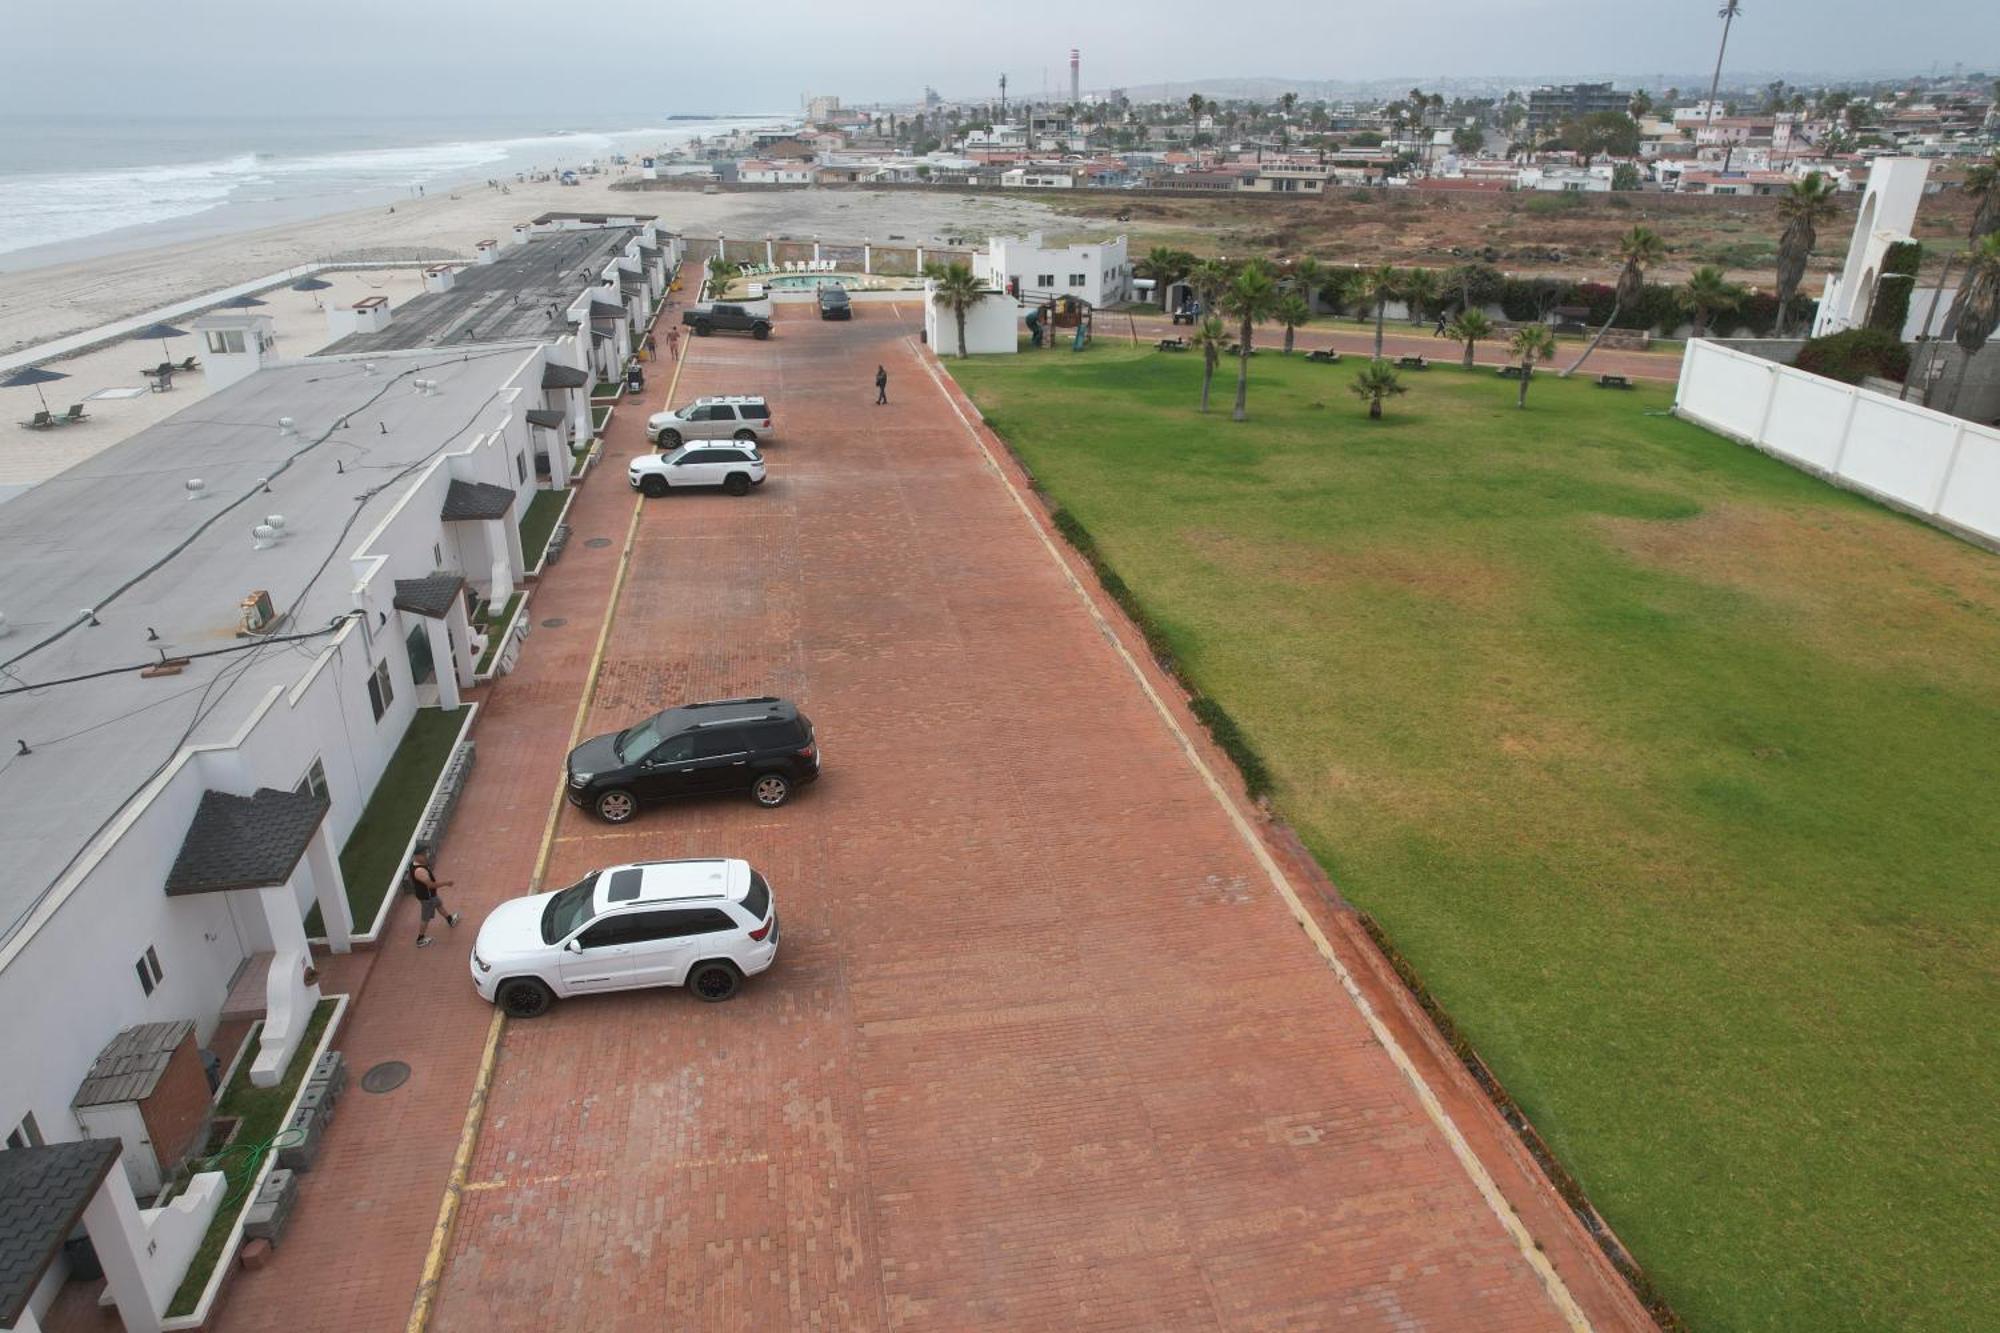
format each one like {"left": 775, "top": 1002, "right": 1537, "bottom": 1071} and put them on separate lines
{"left": 923, "top": 285, "right": 1021, "bottom": 356}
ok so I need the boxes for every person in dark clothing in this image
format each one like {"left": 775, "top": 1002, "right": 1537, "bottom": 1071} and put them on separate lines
{"left": 874, "top": 365, "right": 888, "bottom": 405}
{"left": 407, "top": 851, "right": 460, "bottom": 948}
{"left": 1433, "top": 311, "right": 1449, "bottom": 337}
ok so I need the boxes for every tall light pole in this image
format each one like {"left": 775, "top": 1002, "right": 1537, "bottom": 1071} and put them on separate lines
{"left": 1705, "top": 1, "right": 1744, "bottom": 175}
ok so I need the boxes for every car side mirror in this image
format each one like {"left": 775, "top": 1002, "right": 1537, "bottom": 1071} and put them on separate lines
{"left": 564, "top": 939, "right": 583, "bottom": 954}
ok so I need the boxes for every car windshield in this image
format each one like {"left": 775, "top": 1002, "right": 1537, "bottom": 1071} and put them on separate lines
{"left": 614, "top": 716, "right": 665, "bottom": 762}
{"left": 540, "top": 873, "right": 600, "bottom": 944}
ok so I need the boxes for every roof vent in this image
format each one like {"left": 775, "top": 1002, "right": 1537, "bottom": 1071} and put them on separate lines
{"left": 240, "top": 590, "right": 276, "bottom": 634}
{"left": 251, "top": 522, "right": 286, "bottom": 550}
{"left": 278, "top": 416, "right": 296, "bottom": 436}
{"left": 185, "top": 478, "right": 207, "bottom": 501}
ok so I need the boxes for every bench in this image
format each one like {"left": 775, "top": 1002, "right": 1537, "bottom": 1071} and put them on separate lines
{"left": 1306, "top": 349, "right": 1342, "bottom": 364}
{"left": 1396, "top": 355, "right": 1430, "bottom": 370}
{"left": 1156, "top": 338, "right": 1188, "bottom": 352}
{"left": 1595, "top": 374, "right": 1634, "bottom": 390}
{"left": 1496, "top": 365, "right": 1525, "bottom": 379}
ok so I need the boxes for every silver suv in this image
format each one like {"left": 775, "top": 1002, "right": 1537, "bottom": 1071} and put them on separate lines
{"left": 648, "top": 396, "right": 773, "bottom": 448}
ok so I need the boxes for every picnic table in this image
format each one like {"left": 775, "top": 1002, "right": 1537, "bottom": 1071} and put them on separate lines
{"left": 1496, "top": 365, "right": 1526, "bottom": 379}
{"left": 1396, "top": 355, "right": 1430, "bottom": 370}
{"left": 1595, "top": 374, "right": 1634, "bottom": 390}
{"left": 1306, "top": 348, "right": 1342, "bottom": 364}
{"left": 1156, "top": 337, "right": 1189, "bottom": 352}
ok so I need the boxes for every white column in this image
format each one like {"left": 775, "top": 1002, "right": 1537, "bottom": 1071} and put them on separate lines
{"left": 863, "top": 240, "right": 872, "bottom": 274}
{"left": 545, "top": 423, "right": 571, "bottom": 489}
{"left": 484, "top": 518, "right": 516, "bottom": 603}
{"left": 8, "top": 1303, "right": 45, "bottom": 1332}
{"left": 250, "top": 883, "right": 320, "bottom": 1088}
{"left": 812, "top": 237, "right": 822, "bottom": 262}
{"left": 916, "top": 246, "right": 925, "bottom": 272}
{"left": 445, "top": 600, "right": 477, "bottom": 691}
{"left": 83, "top": 1164, "right": 164, "bottom": 1333}
{"left": 765, "top": 237, "right": 775, "bottom": 265}
{"left": 304, "top": 824, "right": 352, "bottom": 953}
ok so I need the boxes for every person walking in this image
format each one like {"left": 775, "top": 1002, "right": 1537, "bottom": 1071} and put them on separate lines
{"left": 1433, "top": 311, "right": 1449, "bottom": 338}
{"left": 407, "top": 851, "right": 460, "bottom": 948}
{"left": 874, "top": 364, "right": 888, "bottom": 405}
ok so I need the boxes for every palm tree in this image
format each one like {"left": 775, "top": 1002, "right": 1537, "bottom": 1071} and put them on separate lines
{"left": 922, "top": 260, "right": 986, "bottom": 358}
{"left": 1563, "top": 225, "right": 1664, "bottom": 376}
{"left": 1949, "top": 232, "right": 2000, "bottom": 413}
{"left": 1189, "top": 259, "right": 1232, "bottom": 314}
{"left": 1704, "top": 1, "right": 1745, "bottom": 172}
{"left": 1138, "top": 245, "right": 1192, "bottom": 310}
{"left": 1400, "top": 267, "right": 1441, "bottom": 326}
{"left": 1445, "top": 309, "right": 1494, "bottom": 369}
{"left": 1511, "top": 325, "right": 1557, "bottom": 408}
{"left": 1774, "top": 172, "right": 1840, "bottom": 335}
{"left": 1192, "top": 315, "right": 1229, "bottom": 413}
{"left": 1358, "top": 265, "right": 1401, "bottom": 359}
{"left": 1288, "top": 257, "right": 1325, "bottom": 313}
{"left": 1220, "top": 262, "right": 1281, "bottom": 421}
{"left": 1680, "top": 265, "right": 1748, "bottom": 337}
{"left": 1276, "top": 294, "right": 1312, "bottom": 353}
{"left": 1964, "top": 154, "right": 2000, "bottom": 241}
{"left": 1350, "top": 360, "right": 1407, "bottom": 419}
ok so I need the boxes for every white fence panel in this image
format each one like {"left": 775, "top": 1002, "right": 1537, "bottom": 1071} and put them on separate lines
{"left": 1675, "top": 339, "right": 2000, "bottom": 550}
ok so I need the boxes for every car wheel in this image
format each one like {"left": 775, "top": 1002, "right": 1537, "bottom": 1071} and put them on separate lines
{"left": 496, "top": 979, "right": 554, "bottom": 1018}
{"left": 638, "top": 475, "right": 669, "bottom": 497}
{"left": 732, "top": 428, "right": 756, "bottom": 441}
{"left": 656, "top": 428, "right": 681, "bottom": 448}
{"left": 723, "top": 473, "right": 751, "bottom": 496}
{"left": 751, "top": 773, "right": 792, "bottom": 807}
{"left": 751, "top": 323, "right": 770, "bottom": 340}
{"left": 688, "top": 961, "right": 741, "bottom": 1002}
{"left": 694, "top": 321, "right": 713, "bottom": 336}
{"left": 594, "top": 788, "right": 638, "bottom": 822}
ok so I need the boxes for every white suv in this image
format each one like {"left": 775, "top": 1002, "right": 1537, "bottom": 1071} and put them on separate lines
{"left": 629, "top": 442, "right": 766, "bottom": 496}
{"left": 647, "top": 396, "right": 773, "bottom": 448}
{"left": 471, "top": 858, "right": 778, "bottom": 1016}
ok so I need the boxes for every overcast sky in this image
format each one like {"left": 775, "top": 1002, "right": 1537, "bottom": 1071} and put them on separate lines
{"left": 0, "top": 0, "right": 1994, "bottom": 117}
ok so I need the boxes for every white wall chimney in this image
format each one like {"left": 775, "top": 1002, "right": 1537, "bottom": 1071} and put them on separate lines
{"left": 422, "top": 265, "right": 458, "bottom": 293}
{"left": 476, "top": 239, "right": 500, "bottom": 264}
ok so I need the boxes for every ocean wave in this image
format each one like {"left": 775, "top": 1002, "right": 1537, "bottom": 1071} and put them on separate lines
{"left": 0, "top": 124, "right": 708, "bottom": 258}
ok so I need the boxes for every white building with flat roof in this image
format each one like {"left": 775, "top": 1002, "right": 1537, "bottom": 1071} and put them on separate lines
{"left": 973, "top": 231, "right": 1132, "bottom": 308}
{"left": 0, "top": 342, "right": 559, "bottom": 1329}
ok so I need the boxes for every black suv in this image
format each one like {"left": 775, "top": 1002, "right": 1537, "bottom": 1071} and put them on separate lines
{"left": 566, "top": 697, "right": 819, "bottom": 823}
{"left": 816, "top": 286, "right": 852, "bottom": 320}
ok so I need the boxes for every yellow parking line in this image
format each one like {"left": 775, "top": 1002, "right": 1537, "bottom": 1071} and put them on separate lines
{"left": 405, "top": 321, "right": 687, "bottom": 1333}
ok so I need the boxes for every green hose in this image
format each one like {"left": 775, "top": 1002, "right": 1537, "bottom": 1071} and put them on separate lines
{"left": 194, "top": 1126, "right": 311, "bottom": 1208}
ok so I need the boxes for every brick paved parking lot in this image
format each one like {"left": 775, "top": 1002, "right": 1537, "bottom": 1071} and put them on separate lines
{"left": 428, "top": 306, "right": 1653, "bottom": 1332}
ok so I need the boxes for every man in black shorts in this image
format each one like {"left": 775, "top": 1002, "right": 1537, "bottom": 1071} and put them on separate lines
{"left": 407, "top": 851, "right": 461, "bottom": 948}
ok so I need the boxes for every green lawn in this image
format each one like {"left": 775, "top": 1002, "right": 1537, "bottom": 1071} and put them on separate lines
{"left": 167, "top": 999, "right": 337, "bottom": 1317}
{"left": 947, "top": 347, "right": 2000, "bottom": 1333}
{"left": 519, "top": 488, "right": 569, "bottom": 570}
{"left": 591, "top": 403, "right": 611, "bottom": 430}
{"left": 307, "top": 706, "right": 469, "bottom": 937}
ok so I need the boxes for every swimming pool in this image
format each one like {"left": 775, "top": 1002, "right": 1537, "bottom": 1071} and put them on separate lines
{"left": 763, "top": 273, "right": 853, "bottom": 289}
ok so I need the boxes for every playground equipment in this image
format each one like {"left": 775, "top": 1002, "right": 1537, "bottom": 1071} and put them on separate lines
{"left": 1026, "top": 294, "right": 1093, "bottom": 350}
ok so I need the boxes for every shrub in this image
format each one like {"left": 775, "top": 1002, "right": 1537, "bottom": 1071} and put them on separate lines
{"left": 1794, "top": 327, "right": 1912, "bottom": 384}
{"left": 1523, "top": 193, "right": 1587, "bottom": 217}
{"left": 1441, "top": 263, "right": 1505, "bottom": 309}
{"left": 1866, "top": 241, "right": 1922, "bottom": 336}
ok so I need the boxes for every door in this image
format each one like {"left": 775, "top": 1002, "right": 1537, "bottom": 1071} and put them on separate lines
{"left": 702, "top": 405, "right": 737, "bottom": 439}
{"left": 679, "top": 449, "right": 728, "bottom": 485}
{"left": 557, "top": 915, "right": 639, "bottom": 993}
{"left": 622, "top": 909, "right": 701, "bottom": 988}
{"left": 631, "top": 733, "right": 697, "bottom": 801}
{"left": 685, "top": 726, "right": 752, "bottom": 793}
{"left": 405, "top": 622, "right": 435, "bottom": 686}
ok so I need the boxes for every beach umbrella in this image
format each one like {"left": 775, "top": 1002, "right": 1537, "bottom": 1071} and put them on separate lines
{"left": 219, "top": 294, "right": 268, "bottom": 309}
{"left": 3, "top": 365, "right": 69, "bottom": 415}
{"left": 131, "top": 321, "right": 190, "bottom": 361}
{"left": 290, "top": 275, "right": 333, "bottom": 309}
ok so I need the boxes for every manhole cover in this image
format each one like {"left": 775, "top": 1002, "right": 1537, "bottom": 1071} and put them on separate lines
{"left": 584, "top": 537, "right": 613, "bottom": 549}
{"left": 360, "top": 1061, "right": 410, "bottom": 1094}
{"left": 540, "top": 617, "right": 568, "bottom": 629}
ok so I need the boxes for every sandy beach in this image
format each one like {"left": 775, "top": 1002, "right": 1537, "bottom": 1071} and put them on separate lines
{"left": 0, "top": 174, "right": 1107, "bottom": 355}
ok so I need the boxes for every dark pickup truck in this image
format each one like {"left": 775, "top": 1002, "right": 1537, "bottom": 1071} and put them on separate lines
{"left": 683, "top": 303, "right": 772, "bottom": 340}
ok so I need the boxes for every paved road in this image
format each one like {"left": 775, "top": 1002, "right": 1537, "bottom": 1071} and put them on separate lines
{"left": 1118, "top": 310, "right": 1684, "bottom": 382}
{"left": 423, "top": 307, "right": 1652, "bottom": 1331}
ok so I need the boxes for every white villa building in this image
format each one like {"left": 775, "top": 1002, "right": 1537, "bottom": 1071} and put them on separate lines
{"left": 973, "top": 231, "right": 1132, "bottom": 309}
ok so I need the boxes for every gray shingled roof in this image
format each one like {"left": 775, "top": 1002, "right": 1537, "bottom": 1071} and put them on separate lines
{"left": 165, "top": 787, "right": 329, "bottom": 896}
{"left": 524, "top": 408, "right": 566, "bottom": 428}
{"left": 587, "top": 299, "right": 627, "bottom": 320}
{"left": 0, "top": 1139, "right": 122, "bottom": 1325}
{"left": 73, "top": 1021, "right": 195, "bottom": 1108}
{"left": 440, "top": 479, "right": 516, "bottom": 522}
{"left": 542, "top": 363, "right": 589, "bottom": 389}
{"left": 393, "top": 574, "right": 465, "bottom": 619}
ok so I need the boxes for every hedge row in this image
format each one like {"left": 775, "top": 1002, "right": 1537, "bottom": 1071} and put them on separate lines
{"left": 1327, "top": 263, "right": 1816, "bottom": 337}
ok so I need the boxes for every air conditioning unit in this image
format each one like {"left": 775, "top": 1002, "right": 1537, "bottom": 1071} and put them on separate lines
{"left": 240, "top": 589, "right": 276, "bottom": 635}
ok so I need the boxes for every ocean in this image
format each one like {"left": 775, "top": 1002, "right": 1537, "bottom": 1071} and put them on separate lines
{"left": 0, "top": 112, "right": 782, "bottom": 270}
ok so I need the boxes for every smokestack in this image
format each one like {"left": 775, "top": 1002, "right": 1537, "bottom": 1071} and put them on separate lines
{"left": 1070, "top": 49, "right": 1079, "bottom": 105}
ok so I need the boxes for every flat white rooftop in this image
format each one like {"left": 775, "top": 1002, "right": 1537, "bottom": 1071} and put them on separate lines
{"left": 0, "top": 346, "right": 535, "bottom": 947}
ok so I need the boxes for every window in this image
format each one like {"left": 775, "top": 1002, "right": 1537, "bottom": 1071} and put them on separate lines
{"left": 433, "top": 543, "right": 443, "bottom": 567}
{"left": 1068, "top": 274, "right": 1086, "bottom": 287}
{"left": 1036, "top": 273, "right": 1054, "bottom": 289}
{"left": 135, "top": 946, "right": 163, "bottom": 997}
{"left": 745, "top": 719, "right": 805, "bottom": 751}
{"left": 515, "top": 452, "right": 528, "bottom": 484}
{"left": 295, "top": 757, "right": 329, "bottom": 804}
{"left": 577, "top": 916, "right": 643, "bottom": 949}
{"left": 5, "top": 1113, "right": 45, "bottom": 1152}
{"left": 204, "top": 329, "right": 246, "bottom": 355}
{"left": 622, "top": 908, "right": 740, "bottom": 942}
{"left": 693, "top": 727, "right": 748, "bottom": 759}
{"left": 742, "top": 871, "right": 771, "bottom": 922}
{"left": 605, "top": 867, "right": 645, "bottom": 902}
{"left": 367, "top": 659, "right": 394, "bottom": 721}
{"left": 649, "top": 734, "right": 694, "bottom": 763}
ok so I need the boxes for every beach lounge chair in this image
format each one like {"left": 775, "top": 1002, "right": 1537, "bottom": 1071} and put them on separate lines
{"left": 178, "top": 356, "right": 199, "bottom": 372}
{"left": 21, "top": 410, "right": 56, "bottom": 429}
{"left": 60, "top": 403, "right": 89, "bottom": 424}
